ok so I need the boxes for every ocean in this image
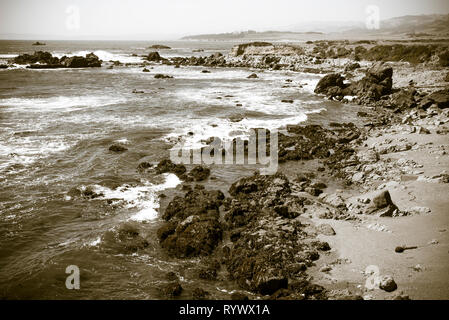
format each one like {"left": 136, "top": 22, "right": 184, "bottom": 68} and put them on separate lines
{"left": 0, "top": 40, "right": 352, "bottom": 299}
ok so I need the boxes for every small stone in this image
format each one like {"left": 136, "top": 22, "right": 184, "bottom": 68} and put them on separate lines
{"left": 379, "top": 275, "right": 397, "bottom": 292}
{"left": 317, "top": 224, "right": 336, "bottom": 236}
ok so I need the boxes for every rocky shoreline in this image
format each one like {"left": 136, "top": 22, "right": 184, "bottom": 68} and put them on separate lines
{"left": 142, "top": 41, "right": 448, "bottom": 300}
{"left": 8, "top": 40, "right": 448, "bottom": 299}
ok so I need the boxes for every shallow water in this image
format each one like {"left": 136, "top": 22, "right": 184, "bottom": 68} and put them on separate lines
{"left": 0, "top": 40, "right": 351, "bottom": 299}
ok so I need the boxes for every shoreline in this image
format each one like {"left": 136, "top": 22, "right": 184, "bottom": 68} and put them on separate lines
{"left": 150, "top": 41, "right": 449, "bottom": 300}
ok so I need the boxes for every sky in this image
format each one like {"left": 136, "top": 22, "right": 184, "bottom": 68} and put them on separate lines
{"left": 1, "top": 0, "right": 448, "bottom": 39}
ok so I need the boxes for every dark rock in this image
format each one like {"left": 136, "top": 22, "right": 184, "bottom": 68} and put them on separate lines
{"left": 109, "top": 144, "right": 128, "bottom": 152}
{"left": 154, "top": 74, "right": 173, "bottom": 79}
{"left": 14, "top": 51, "right": 60, "bottom": 65}
{"left": 344, "top": 62, "right": 393, "bottom": 102}
{"left": 60, "top": 52, "right": 102, "bottom": 68}
{"left": 379, "top": 275, "right": 397, "bottom": 292}
{"left": 188, "top": 166, "right": 210, "bottom": 181}
{"left": 149, "top": 45, "right": 171, "bottom": 49}
{"left": 247, "top": 73, "right": 258, "bottom": 79}
{"left": 162, "top": 281, "right": 183, "bottom": 297}
{"left": 142, "top": 68, "right": 150, "bottom": 72}
{"left": 281, "top": 99, "right": 294, "bottom": 103}
{"left": 192, "top": 287, "right": 209, "bottom": 300}
{"left": 0, "top": 64, "right": 8, "bottom": 69}
{"left": 155, "top": 159, "right": 186, "bottom": 177}
{"left": 32, "top": 41, "right": 46, "bottom": 46}
{"left": 418, "top": 89, "right": 449, "bottom": 109}
{"left": 317, "top": 224, "right": 336, "bottom": 236}
{"left": 159, "top": 214, "right": 223, "bottom": 258}
{"left": 390, "top": 89, "right": 416, "bottom": 110}
{"left": 345, "top": 62, "right": 360, "bottom": 71}
{"left": 100, "top": 222, "right": 149, "bottom": 254}
{"left": 314, "top": 73, "right": 345, "bottom": 95}
{"left": 365, "top": 190, "right": 398, "bottom": 217}
{"left": 201, "top": 70, "right": 211, "bottom": 73}
{"left": 230, "top": 292, "right": 249, "bottom": 300}
{"left": 146, "top": 51, "right": 161, "bottom": 62}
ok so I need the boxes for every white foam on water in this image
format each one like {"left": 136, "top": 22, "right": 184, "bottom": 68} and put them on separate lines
{"left": 52, "top": 50, "right": 143, "bottom": 64}
{"left": 0, "top": 95, "right": 127, "bottom": 112}
{"left": 91, "top": 173, "right": 181, "bottom": 222}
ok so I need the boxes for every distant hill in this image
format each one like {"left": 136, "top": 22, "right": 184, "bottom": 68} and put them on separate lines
{"left": 181, "top": 30, "right": 324, "bottom": 41}
{"left": 180, "top": 14, "right": 449, "bottom": 41}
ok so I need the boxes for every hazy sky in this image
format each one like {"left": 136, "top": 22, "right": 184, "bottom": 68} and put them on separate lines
{"left": 1, "top": 0, "right": 448, "bottom": 39}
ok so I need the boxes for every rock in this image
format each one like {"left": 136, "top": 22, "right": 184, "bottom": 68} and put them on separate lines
{"left": 281, "top": 99, "right": 294, "bottom": 103}
{"left": 0, "top": 64, "right": 8, "bottom": 69}
{"left": 230, "top": 292, "right": 249, "bottom": 300}
{"left": 154, "top": 74, "right": 173, "bottom": 79}
{"left": 149, "top": 45, "right": 171, "bottom": 49}
{"left": 344, "top": 62, "right": 360, "bottom": 71}
{"left": 201, "top": 70, "right": 211, "bottom": 73}
{"left": 253, "top": 269, "right": 288, "bottom": 295}
{"left": 188, "top": 166, "right": 211, "bottom": 181}
{"left": 159, "top": 214, "right": 223, "bottom": 258}
{"left": 419, "top": 89, "right": 449, "bottom": 109}
{"left": 142, "top": 68, "right": 150, "bottom": 72}
{"left": 145, "top": 51, "right": 161, "bottom": 62}
{"left": 445, "top": 72, "right": 449, "bottom": 82}
{"left": 247, "top": 73, "right": 258, "bottom": 79}
{"left": 162, "top": 281, "right": 183, "bottom": 297}
{"left": 155, "top": 159, "right": 186, "bottom": 177}
{"left": 390, "top": 89, "right": 416, "bottom": 110}
{"left": 365, "top": 190, "right": 398, "bottom": 217}
{"left": 108, "top": 144, "right": 128, "bottom": 152}
{"left": 319, "top": 265, "right": 332, "bottom": 272}
{"left": 344, "top": 62, "right": 393, "bottom": 101}
{"left": 32, "top": 41, "right": 46, "bottom": 46}
{"left": 158, "top": 188, "right": 224, "bottom": 257}
{"left": 379, "top": 275, "right": 397, "bottom": 292}
{"left": 60, "top": 53, "right": 102, "bottom": 68}
{"left": 100, "top": 222, "right": 149, "bottom": 254}
{"left": 314, "top": 73, "right": 345, "bottom": 95}
{"left": 192, "top": 287, "right": 208, "bottom": 300}
{"left": 132, "top": 89, "right": 144, "bottom": 94}
{"left": 317, "top": 224, "right": 336, "bottom": 236}
{"left": 319, "top": 193, "right": 346, "bottom": 209}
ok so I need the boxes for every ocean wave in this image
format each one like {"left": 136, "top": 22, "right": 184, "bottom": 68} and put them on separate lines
{"left": 0, "top": 95, "right": 128, "bottom": 112}
{"left": 90, "top": 173, "right": 181, "bottom": 222}
{"left": 52, "top": 50, "right": 143, "bottom": 64}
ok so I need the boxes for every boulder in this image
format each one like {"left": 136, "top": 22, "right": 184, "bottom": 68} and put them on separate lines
{"left": 108, "top": 144, "right": 128, "bottom": 152}
{"left": 154, "top": 74, "right": 173, "bottom": 79}
{"left": 344, "top": 62, "right": 360, "bottom": 71}
{"left": 418, "top": 89, "right": 449, "bottom": 109}
{"left": 344, "top": 62, "right": 393, "bottom": 101}
{"left": 155, "top": 159, "right": 186, "bottom": 177}
{"left": 247, "top": 73, "right": 258, "bottom": 79}
{"left": 60, "top": 53, "right": 101, "bottom": 68}
{"left": 314, "top": 73, "right": 345, "bottom": 95}
{"left": 146, "top": 51, "right": 161, "bottom": 61}
{"left": 390, "top": 89, "right": 416, "bottom": 110}
{"left": 161, "top": 281, "right": 183, "bottom": 297}
{"left": 379, "top": 275, "right": 397, "bottom": 292}
{"left": 365, "top": 190, "right": 398, "bottom": 217}
{"left": 188, "top": 166, "right": 210, "bottom": 181}
{"left": 316, "top": 224, "right": 336, "bottom": 236}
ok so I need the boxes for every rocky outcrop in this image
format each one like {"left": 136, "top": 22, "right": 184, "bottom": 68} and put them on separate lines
{"left": 230, "top": 42, "right": 273, "bottom": 56}
{"left": 13, "top": 51, "right": 101, "bottom": 68}
{"left": 344, "top": 62, "right": 393, "bottom": 102}
{"left": 314, "top": 73, "right": 346, "bottom": 97}
{"left": 223, "top": 173, "right": 327, "bottom": 298}
{"left": 60, "top": 53, "right": 102, "bottom": 68}
{"left": 418, "top": 88, "right": 449, "bottom": 109}
{"left": 145, "top": 51, "right": 162, "bottom": 62}
{"left": 157, "top": 188, "right": 224, "bottom": 258}
{"left": 149, "top": 45, "right": 171, "bottom": 49}
{"left": 365, "top": 190, "right": 399, "bottom": 217}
